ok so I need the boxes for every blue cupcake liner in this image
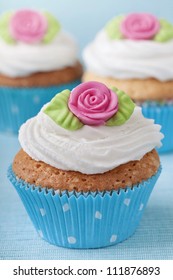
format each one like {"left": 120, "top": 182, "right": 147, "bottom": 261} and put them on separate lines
{"left": 8, "top": 165, "right": 161, "bottom": 249}
{"left": 0, "top": 79, "right": 81, "bottom": 134}
{"left": 141, "top": 102, "right": 173, "bottom": 153}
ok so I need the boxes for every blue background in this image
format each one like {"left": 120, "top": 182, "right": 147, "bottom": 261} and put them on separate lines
{"left": 0, "top": 0, "right": 173, "bottom": 260}
{"left": 0, "top": 0, "right": 173, "bottom": 54}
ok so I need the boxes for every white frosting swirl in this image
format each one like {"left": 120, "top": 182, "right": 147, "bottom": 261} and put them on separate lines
{"left": 0, "top": 31, "right": 78, "bottom": 77}
{"left": 83, "top": 30, "right": 173, "bottom": 81}
{"left": 19, "top": 106, "right": 163, "bottom": 174}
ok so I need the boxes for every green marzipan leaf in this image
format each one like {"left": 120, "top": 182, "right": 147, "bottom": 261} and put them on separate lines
{"left": 106, "top": 88, "right": 135, "bottom": 126}
{"left": 105, "top": 15, "right": 125, "bottom": 40}
{"left": 0, "top": 12, "right": 16, "bottom": 44}
{"left": 43, "top": 12, "right": 61, "bottom": 43}
{"left": 154, "top": 19, "right": 173, "bottom": 42}
{"left": 44, "top": 90, "right": 84, "bottom": 131}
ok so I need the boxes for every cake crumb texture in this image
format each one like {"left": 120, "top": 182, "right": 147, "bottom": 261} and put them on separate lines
{"left": 83, "top": 71, "right": 173, "bottom": 101}
{"left": 12, "top": 149, "right": 160, "bottom": 192}
{"left": 0, "top": 62, "right": 82, "bottom": 87}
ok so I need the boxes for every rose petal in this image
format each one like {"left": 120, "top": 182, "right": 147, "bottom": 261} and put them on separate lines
{"left": 78, "top": 92, "right": 110, "bottom": 112}
{"left": 68, "top": 81, "right": 119, "bottom": 126}
{"left": 81, "top": 110, "right": 117, "bottom": 120}
{"left": 121, "top": 13, "right": 160, "bottom": 40}
{"left": 10, "top": 9, "right": 48, "bottom": 43}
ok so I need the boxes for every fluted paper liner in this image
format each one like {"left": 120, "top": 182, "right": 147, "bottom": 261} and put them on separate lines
{"left": 8, "top": 165, "right": 161, "bottom": 249}
{"left": 142, "top": 103, "right": 173, "bottom": 153}
{"left": 0, "top": 79, "right": 81, "bottom": 134}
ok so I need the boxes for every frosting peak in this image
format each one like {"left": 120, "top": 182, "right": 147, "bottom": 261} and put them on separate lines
{"left": 83, "top": 29, "right": 173, "bottom": 81}
{"left": 83, "top": 14, "right": 173, "bottom": 81}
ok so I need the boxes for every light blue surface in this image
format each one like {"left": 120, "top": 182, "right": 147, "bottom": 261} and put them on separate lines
{"left": 0, "top": 0, "right": 173, "bottom": 54}
{"left": 0, "top": 133, "right": 173, "bottom": 259}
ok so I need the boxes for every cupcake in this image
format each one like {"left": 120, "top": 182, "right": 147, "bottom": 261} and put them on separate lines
{"left": 82, "top": 13, "right": 173, "bottom": 153}
{"left": 8, "top": 81, "right": 163, "bottom": 249}
{"left": 0, "top": 9, "right": 82, "bottom": 134}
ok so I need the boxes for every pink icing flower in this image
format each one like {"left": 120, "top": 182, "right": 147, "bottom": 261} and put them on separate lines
{"left": 121, "top": 13, "right": 160, "bottom": 40}
{"left": 10, "top": 9, "right": 48, "bottom": 43}
{"left": 68, "top": 81, "right": 118, "bottom": 126}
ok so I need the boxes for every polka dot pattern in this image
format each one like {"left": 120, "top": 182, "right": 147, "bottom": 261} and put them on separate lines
{"left": 63, "top": 203, "right": 70, "bottom": 212}
{"left": 40, "top": 208, "right": 46, "bottom": 216}
{"left": 68, "top": 237, "right": 76, "bottom": 244}
{"left": 95, "top": 211, "right": 102, "bottom": 219}
{"left": 8, "top": 165, "right": 161, "bottom": 248}
{"left": 11, "top": 105, "right": 19, "bottom": 114}
{"left": 110, "top": 235, "right": 117, "bottom": 243}
{"left": 33, "top": 95, "right": 40, "bottom": 104}
{"left": 139, "top": 203, "right": 144, "bottom": 211}
{"left": 124, "top": 198, "right": 131, "bottom": 206}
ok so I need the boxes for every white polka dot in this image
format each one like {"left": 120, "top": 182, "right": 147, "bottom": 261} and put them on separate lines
{"left": 38, "top": 230, "right": 43, "bottom": 238}
{"left": 95, "top": 211, "right": 102, "bottom": 219}
{"left": 11, "top": 105, "right": 19, "bottom": 114}
{"left": 124, "top": 198, "right": 131, "bottom": 206}
{"left": 139, "top": 203, "right": 144, "bottom": 211}
{"left": 156, "top": 108, "right": 161, "bottom": 113}
{"left": 110, "top": 235, "right": 117, "bottom": 243}
{"left": 68, "top": 236, "right": 76, "bottom": 244}
{"left": 55, "top": 189, "right": 60, "bottom": 195}
{"left": 63, "top": 203, "right": 70, "bottom": 212}
{"left": 33, "top": 95, "right": 40, "bottom": 104}
{"left": 40, "top": 208, "right": 46, "bottom": 216}
{"left": 15, "top": 176, "right": 20, "bottom": 181}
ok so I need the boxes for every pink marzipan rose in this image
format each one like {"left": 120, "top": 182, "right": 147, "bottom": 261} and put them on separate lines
{"left": 10, "top": 9, "right": 48, "bottom": 43}
{"left": 121, "top": 13, "right": 160, "bottom": 40}
{"left": 68, "top": 81, "right": 119, "bottom": 126}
